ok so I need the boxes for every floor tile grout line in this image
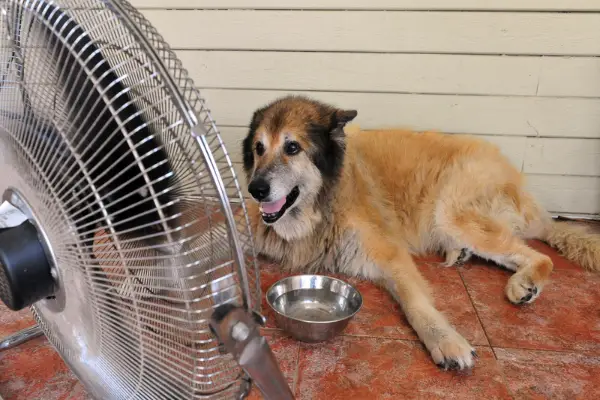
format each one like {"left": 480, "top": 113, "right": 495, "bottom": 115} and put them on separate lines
{"left": 457, "top": 266, "right": 498, "bottom": 358}
{"left": 266, "top": 327, "right": 594, "bottom": 356}
{"left": 492, "top": 345, "right": 600, "bottom": 356}
{"left": 488, "top": 344, "right": 517, "bottom": 400}
{"left": 340, "top": 333, "right": 420, "bottom": 341}
{"left": 337, "top": 332, "right": 494, "bottom": 352}
{"left": 421, "top": 259, "right": 496, "bottom": 349}
{"left": 456, "top": 266, "right": 518, "bottom": 400}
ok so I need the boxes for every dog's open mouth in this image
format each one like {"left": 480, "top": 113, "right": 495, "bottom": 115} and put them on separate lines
{"left": 259, "top": 186, "right": 300, "bottom": 224}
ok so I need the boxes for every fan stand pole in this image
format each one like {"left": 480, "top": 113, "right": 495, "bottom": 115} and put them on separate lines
{"left": 0, "top": 324, "right": 43, "bottom": 351}
{"left": 210, "top": 305, "right": 295, "bottom": 400}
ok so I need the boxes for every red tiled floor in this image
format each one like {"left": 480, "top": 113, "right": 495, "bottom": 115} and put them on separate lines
{"left": 0, "top": 304, "right": 36, "bottom": 338}
{"left": 340, "top": 277, "right": 412, "bottom": 339}
{"left": 2, "top": 232, "right": 600, "bottom": 400}
{"left": 295, "top": 337, "right": 510, "bottom": 400}
{"left": 246, "top": 331, "right": 300, "bottom": 400}
{"left": 343, "top": 263, "right": 489, "bottom": 346}
{"left": 0, "top": 335, "right": 80, "bottom": 400}
{"left": 261, "top": 260, "right": 488, "bottom": 346}
{"left": 259, "top": 262, "right": 295, "bottom": 330}
{"left": 460, "top": 262, "right": 600, "bottom": 353}
{"left": 63, "top": 382, "right": 94, "bottom": 400}
{"left": 526, "top": 239, "right": 582, "bottom": 271}
{"left": 496, "top": 348, "right": 600, "bottom": 400}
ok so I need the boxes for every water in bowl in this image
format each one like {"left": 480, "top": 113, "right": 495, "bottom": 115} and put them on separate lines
{"left": 272, "top": 288, "right": 352, "bottom": 322}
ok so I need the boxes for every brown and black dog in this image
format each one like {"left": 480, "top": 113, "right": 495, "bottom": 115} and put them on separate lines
{"left": 237, "top": 95, "right": 600, "bottom": 370}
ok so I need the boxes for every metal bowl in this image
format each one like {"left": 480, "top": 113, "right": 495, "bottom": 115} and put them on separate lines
{"left": 265, "top": 275, "right": 363, "bottom": 343}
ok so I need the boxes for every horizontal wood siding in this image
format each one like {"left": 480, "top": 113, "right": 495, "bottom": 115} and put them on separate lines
{"left": 131, "top": 1, "right": 600, "bottom": 12}
{"left": 130, "top": 2, "right": 600, "bottom": 217}
{"left": 201, "top": 89, "right": 600, "bottom": 138}
{"left": 141, "top": 11, "right": 600, "bottom": 56}
{"left": 178, "top": 51, "right": 600, "bottom": 98}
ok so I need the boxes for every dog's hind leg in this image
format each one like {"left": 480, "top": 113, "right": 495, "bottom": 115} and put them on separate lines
{"left": 440, "top": 210, "right": 553, "bottom": 304}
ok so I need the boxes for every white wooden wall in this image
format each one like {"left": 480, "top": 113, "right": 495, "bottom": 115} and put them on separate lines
{"left": 131, "top": 0, "right": 600, "bottom": 218}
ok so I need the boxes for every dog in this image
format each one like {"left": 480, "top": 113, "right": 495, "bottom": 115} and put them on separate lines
{"left": 236, "top": 95, "right": 600, "bottom": 371}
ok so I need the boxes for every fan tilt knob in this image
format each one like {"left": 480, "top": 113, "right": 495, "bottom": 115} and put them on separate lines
{"left": 0, "top": 222, "right": 55, "bottom": 311}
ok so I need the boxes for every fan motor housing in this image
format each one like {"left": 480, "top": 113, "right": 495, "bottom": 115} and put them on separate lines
{"left": 0, "top": 221, "right": 55, "bottom": 311}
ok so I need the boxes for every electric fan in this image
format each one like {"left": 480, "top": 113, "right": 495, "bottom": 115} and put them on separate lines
{"left": 0, "top": 1, "right": 293, "bottom": 399}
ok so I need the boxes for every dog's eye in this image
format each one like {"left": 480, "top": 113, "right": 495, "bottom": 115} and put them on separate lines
{"left": 284, "top": 141, "right": 301, "bottom": 156}
{"left": 255, "top": 142, "right": 265, "bottom": 156}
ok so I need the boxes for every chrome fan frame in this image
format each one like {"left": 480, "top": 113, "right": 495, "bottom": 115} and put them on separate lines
{"left": 0, "top": 1, "right": 267, "bottom": 399}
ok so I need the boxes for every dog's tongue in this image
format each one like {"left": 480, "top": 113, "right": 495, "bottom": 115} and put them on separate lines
{"left": 260, "top": 198, "right": 286, "bottom": 214}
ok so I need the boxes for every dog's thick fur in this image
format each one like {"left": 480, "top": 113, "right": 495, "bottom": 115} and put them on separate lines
{"left": 239, "top": 95, "right": 600, "bottom": 371}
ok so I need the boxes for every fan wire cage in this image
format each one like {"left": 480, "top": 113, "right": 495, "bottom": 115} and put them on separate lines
{"left": 0, "top": 0, "right": 262, "bottom": 399}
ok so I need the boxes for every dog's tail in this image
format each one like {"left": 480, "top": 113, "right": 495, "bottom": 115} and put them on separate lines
{"left": 541, "top": 220, "right": 600, "bottom": 272}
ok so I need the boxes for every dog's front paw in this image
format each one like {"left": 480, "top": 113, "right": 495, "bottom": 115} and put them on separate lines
{"left": 506, "top": 271, "right": 540, "bottom": 304}
{"left": 425, "top": 327, "right": 476, "bottom": 371}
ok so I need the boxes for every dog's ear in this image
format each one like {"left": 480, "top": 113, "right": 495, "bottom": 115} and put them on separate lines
{"left": 306, "top": 107, "right": 352, "bottom": 180}
{"left": 334, "top": 109, "right": 358, "bottom": 128}
{"left": 327, "top": 108, "right": 357, "bottom": 141}
{"left": 242, "top": 108, "right": 265, "bottom": 173}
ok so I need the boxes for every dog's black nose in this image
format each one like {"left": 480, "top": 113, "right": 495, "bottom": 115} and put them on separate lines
{"left": 248, "top": 178, "right": 270, "bottom": 201}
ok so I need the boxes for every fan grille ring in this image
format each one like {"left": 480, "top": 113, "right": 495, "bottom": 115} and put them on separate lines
{"left": 0, "top": 1, "right": 261, "bottom": 399}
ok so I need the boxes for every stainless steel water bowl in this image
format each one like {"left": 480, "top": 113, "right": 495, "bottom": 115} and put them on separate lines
{"left": 265, "top": 275, "right": 363, "bottom": 343}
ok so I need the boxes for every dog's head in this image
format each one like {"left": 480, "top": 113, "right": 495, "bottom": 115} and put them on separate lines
{"left": 241, "top": 96, "right": 357, "bottom": 238}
